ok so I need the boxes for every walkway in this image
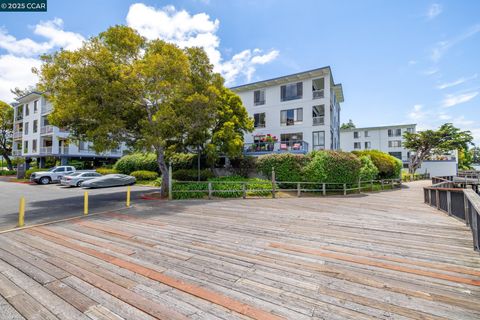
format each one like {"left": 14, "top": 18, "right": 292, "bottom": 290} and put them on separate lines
{"left": 0, "top": 181, "right": 479, "bottom": 319}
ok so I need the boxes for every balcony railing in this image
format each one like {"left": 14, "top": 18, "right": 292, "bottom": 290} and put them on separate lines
{"left": 13, "top": 131, "right": 23, "bottom": 139}
{"left": 15, "top": 115, "right": 23, "bottom": 122}
{"left": 40, "top": 125, "right": 54, "bottom": 135}
{"left": 244, "top": 141, "right": 309, "bottom": 155}
{"left": 312, "top": 116, "right": 324, "bottom": 126}
{"left": 41, "top": 105, "right": 53, "bottom": 114}
{"left": 40, "top": 147, "right": 53, "bottom": 155}
{"left": 12, "top": 150, "right": 22, "bottom": 156}
{"left": 313, "top": 89, "right": 324, "bottom": 99}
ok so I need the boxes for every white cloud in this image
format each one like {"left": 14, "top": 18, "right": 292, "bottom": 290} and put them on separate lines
{"left": 126, "top": 3, "right": 279, "bottom": 85}
{"left": 436, "top": 74, "right": 478, "bottom": 90}
{"left": 0, "top": 28, "right": 50, "bottom": 56}
{"left": 0, "top": 55, "right": 41, "bottom": 102}
{"left": 33, "top": 18, "right": 85, "bottom": 51}
{"left": 442, "top": 91, "right": 479, "bottom": 107}
{"left": 426, "top": 3, "right": 442, "bottom": 20}
{"left": 408, "top": 60, "right": 417, "bottom": 66}
{"left": 422, "top": 67, "right": 439, "bottom": 76}
{"left": 431, "top": 24, "right": 480, "bottom": 62}
{"left": 408, "top": 104, "right": 426, "bottom": 121}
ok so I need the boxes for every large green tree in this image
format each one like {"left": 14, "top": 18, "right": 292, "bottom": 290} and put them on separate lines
{"left": 403, "top": 123, "right": 473, "bottom": 173}
{"left": 35, "top": 25, "right": 252, "bottom": 196}
{"left": 0, "top": 100, "right": 14, "bottom": 170}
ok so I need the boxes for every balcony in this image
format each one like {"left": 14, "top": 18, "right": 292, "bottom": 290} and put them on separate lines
{"left": 244, "top": 141, "right": 309, "bottom": 155}
{"left": 40, "top": 125, "right": 54, "bottom": 135}
{"left": 313, "top": 89, "right": 324, "bottom": 99}
{"left": 13, "top": 131, "right": 23, "bottom": 139}
{"left": 41, "top": 105, "right": 53, "bottom": 114}
{"left": 40, "top": 147, "right": 53, "bottom": 155}
{"left": 12, "top": 150, "right": 22, "bottom": 156}
{"left": 312, "top": 116, "right": 324, "bottom": 126}
{"left": 15, "top": 115, "right": 23, "bottom": 122}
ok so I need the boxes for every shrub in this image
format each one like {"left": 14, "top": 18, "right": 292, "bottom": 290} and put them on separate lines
{"left": 25, "top": 168, "right": 44, "bottom": 179}
{"left": 230, "top": 156, "right": 256, "bottom": 178}
{"left": 0, "top": 169, "right": 16, "bottom": 176}
{"left": 114, "top": 153, "right": 158, "bottom": 174}
{"left": 359, "top": 155, "right": 379, "bottom": 181}
{"left": 130, "top": 170, "right": 159, "bottom": 181}
{"left": 168, "top": 153, "right": 197, "bottom": 170}
{"left": 256, "top": 153, "right": 309, "bottom": 182}
{"left": 303, "top": 150, "right": 361, "bottom": 184}
{"left": 172, "top": 169, "right": 214, "bottom": 181}
{"left": 352, "top": 150, "right": 402, "bottom": 179}
{"left": 68, "top": 159, "right": 85, "bottom": 170}
{"left": 96, "top": 167, "right": 118, "bottom": 175}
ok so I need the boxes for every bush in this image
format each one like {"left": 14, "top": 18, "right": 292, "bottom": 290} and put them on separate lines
{"left": 359, "top": 155, "right": 379, "bottom": 181}
{"left": 130, "top": 170, "right": 159, "bottom": 181}
{"left": 256, "top": 153, "right": 309, "bottom": 182}
{"left": 0, "top": 169, "right": 16, "bottom": 176}
{"left": 25, "top": 168, "right": 44, "bottom": 179}
{"left": 352, "top": 150, "right": 402, "bottom": 179}
{"left": 96, "top": 167, "right": 118, "bottom": 175}
{"left": 303, "top": 150, "right": 361, "bottom": 184}
{"left": 172, "top": 169, "right": 214, "bottom": 181}
{"left": 168, "top": 153, "right": 197, "bottom": 170}
{"left": 68, "top": 159, "right": 85, "bottom": 170}
{"left": 172, "top": 176, "right": 272, "bottom": 199}
{"left": 114, "top": 153, "right": 158, "bottom": 174}
{"left": 230, "top": 156, "right": 256, "bottom": 178}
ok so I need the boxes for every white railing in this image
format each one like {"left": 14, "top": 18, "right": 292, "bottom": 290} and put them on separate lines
{"left": 59, "top": 147, "right": 69, "bottom": 155}
{"left": 313, "top": 89, "right": 324, "bottom": 99}
{"left": 40, "top": 147, "right": 53, "bottom": 154}
{"left": 313, "top": 116, "right": 324, "bottom": 126}
{"left": 40, "top": 125, "right": 54, "bottom": 135}
{"left": 13, "top": 131, "right": 23, "bottom": 139}
{"left": 12, "top": 150, "right": 22, "bottom": 156}
{"left": 41, "top": 105, "right": 53, "bottom": 114}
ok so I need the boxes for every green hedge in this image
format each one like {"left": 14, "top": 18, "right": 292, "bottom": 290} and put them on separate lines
{"left": 130, "top": 170, "right": 159, "bottom": 181}
{"left": 256, "top": 153, "right": 309, "bottom": 182}
{"left": 304, "top": 150, "right": 361, "bottom": 184}
{"left": 25, "top": 168, "right": 44, "bottom": 179}
{"left": 114, "top": 153, "right": 158, "bottom": 174}
{"left": 0, "top": 170, "right": 16, "bottom": 176}
{"left": 172, "top": 176, "right": 272, "bottom": 199}
{"left": 168, "top": 153, "right": 197, "bottom": 170}
{"left": 95, "top": 167, "right": 118, "bottom": 175}
{"left": 172, "top": 169, "right": 214, "bottom": 181}
{"left": 359, "top": 155, "right": 379, "bottom": 181}
{"left": 352, "top": 150, "right": 402, "bottom": 179}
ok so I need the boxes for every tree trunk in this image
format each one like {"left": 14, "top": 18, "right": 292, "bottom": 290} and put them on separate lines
{"left": 155, "top": 146, "right": 169, "bottom": 198}
{"left": 2, "top": 154, "right": 13, "bottom": 170}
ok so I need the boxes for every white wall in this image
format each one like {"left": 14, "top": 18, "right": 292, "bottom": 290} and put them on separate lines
{"left": 417, "top": 160, "right": 458, "bottom": 177}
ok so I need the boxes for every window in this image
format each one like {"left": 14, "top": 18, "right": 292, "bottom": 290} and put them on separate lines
{"left": 32, "top": 139, "right": 37, "bottom": 153}
{"left": 312, "top": 78, "right": 325, "bottom": 99}
{"left": 354, "top": 142, "right": 361, "bottom": 149}
{"left": 42, "top": 116, "right": 49, "bottom": 126}
{"left": 33, "top": 120, "right": 38, "bottom": 133}
{"left": 388, "top": 140, "right": 402, "bottom": 148}
{"left": 253, "top": 89, "right": 265, "bottom": 106}
{"left": 280, "top": 82, "right": 303, "bottom": 101}
{"left": 312, "top": 131, "right": 325, "bottom": 150}
{"left": 254, "top": 113, "right": 266, "bottom": 128}
{"left": 354, "top": 131, "right": 360, "bottom": 139}
{"left": 280, "top": 108, "right": 303, "bottom": 126}
{"left": 364, "top": 130, "right": 369, "bottom": 137}
{"left": 312, "top": 105, "right": 325, "bottom": 125}
{"left": 33, "top": 100, "right": 38, "bottom": 113}
{"left": 406, "top": 127, "right": 414, "bottom": 133}
{"left": 25, "top": 104, "right": 29, "bottom": 116}
{"left": 24, "top": 122, "right": 29, "bottom": 135}
{"left": 54, "top": 167, "right": 66, "bottom": 172}
{"left": 79, "top": 141, "right": 87, "bottom": 151}
{"left": 23, "top": 141, "right": 28, "bottom": 153}
{"left": 389, "top": 152, "right": 402, "bottom": 160}
{"left": 389, "top": 128, "right": 402, "bottom": 136}
{"left": 388, "top": 129, "right": 393, "bottom": 137}
{"left": 395, "top": 128, "right": 402, "bottom": 136}
{"left": 280, "top": 132, "right": 303, "bottom": 146}
{"left": 365, "top": 142, "right": 371, "bottom": 149}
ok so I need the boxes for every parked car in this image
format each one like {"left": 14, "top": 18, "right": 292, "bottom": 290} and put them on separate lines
{"left": 60, "top": 172, "right": 103, "bottom": 187}
{"left": 30, "top": 166, "right": 76, "bottom": 185}
{"left": 81, "top": 174, "right": 136, "bottom": 188}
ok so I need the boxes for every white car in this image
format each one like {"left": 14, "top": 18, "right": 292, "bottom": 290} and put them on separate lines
{"left": 30, "top": 166, "right": 76, "bottom": 185}
{"left": 60, "top": 172, "right": 103, "bottom": 187}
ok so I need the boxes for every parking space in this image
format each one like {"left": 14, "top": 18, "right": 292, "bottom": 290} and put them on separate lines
{"left": 0, "top": 180, "right": 159, "bottom": 230}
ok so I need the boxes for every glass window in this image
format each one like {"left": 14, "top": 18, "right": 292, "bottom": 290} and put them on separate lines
{"left": 364, "top": 130, "right": 369, "bottom": 137}
{"left": 280, "top": 132, "right": 303, "bottom": 146}
{"left": 25, "top": 104, "right": 29, "bottom": 116}
{"left": 312, "top": 105, "right": 324, "bottom": 125}
{"left": 23, "top": 141, "right": 28, "bottom": 153}
{"left": 254, "top": 113, "right": 266, "bottom": 128}
{"left": 312, "top": 78, "right": 325, "bottom": 99}
{"left": 312, "top": 131, "right": 325, "bottom": 150}
{"left": 389, "top": 152, "right": 402, "bottom": 160}
{"left": 32, "top": 139, "right": 37, "bottom": 153}
{"left": 388, "top": 129, "right": 393, "bottom": 137}
{"left": 42, "top": 116, "right": 49, "bottom": 126}
{"left": 388, "top": 140, "right": 402, "bottom": 148}
{"left": 33, "top": 120, "right": 38, "bottom": 133}
{"left": 395, "top": 128, "right": 402, "bottom": 136}
{"left": 55, "top": 167, "right": 66, "bottom": 172}
{"left": 365, "top": 142, "right": 371, "bottom": 149}
{"left": 354, "top": 142, "right": 361, "bottom": 149}
{"left": 280, "top": 82, "right": 303, "bottom": 101}
{"left": 354, "top": 131, "right": 360, "bottom": 139}
{"left": 406, "top": 127, "right": 414, "bottom": 133}
{"left": 253, "top": 90, "right": 265, "bottom": 105}
{"left": 24, "top": 122, "right": 29, "bottom": 135}
{"left": 280, "top": 108, "right": 303, "bottom": 126}
{"left": 33, "top": 100, "right": 38, "bottom": 113}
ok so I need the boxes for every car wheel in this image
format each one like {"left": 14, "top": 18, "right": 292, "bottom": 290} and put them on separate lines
{"left": 39, "top": 177, "right": 51, "bottom": 185}
{"left": 76, "top": 181, "right": 83, "bottom": 187}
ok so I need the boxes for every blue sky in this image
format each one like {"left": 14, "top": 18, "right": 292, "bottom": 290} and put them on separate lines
{"left": 1, "top": 0, "right": 479, "bottom": 143}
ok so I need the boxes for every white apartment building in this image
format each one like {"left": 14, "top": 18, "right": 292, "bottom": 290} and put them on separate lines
{"left": 230, "top": 67, "right": 343, "bottom": 155}
{"left": 340, "top": 124, "right": 416, "bottom": 164}
{"left": 12, "top": 91, "right": 125, "bottom": 167}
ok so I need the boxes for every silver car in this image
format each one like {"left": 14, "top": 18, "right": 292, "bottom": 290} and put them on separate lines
{"left": 81, "top": 174, "right": 136, "bottom": 188}
{"left": 60, "top": 172, "right": 103, "bottom": 187}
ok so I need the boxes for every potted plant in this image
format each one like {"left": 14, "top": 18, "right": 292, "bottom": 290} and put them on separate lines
{"left": 264, "top": 134, "right": 278, "bottom": 151}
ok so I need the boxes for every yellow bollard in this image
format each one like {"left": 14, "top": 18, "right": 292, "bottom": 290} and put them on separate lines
{"left": 126, "top": 186, "right": 131, "bottom": 207}
{"left": 18, "top": 197, "right": 25, "bottom": 227}
{"left": 84, "top": 191, "right": 88, "bottom": 215}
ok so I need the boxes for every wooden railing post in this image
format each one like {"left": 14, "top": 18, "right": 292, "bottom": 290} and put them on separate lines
{"left": 208, "top": 182, "right": 212, "bottom": 200}
{"left": 242, "top": 182, "right": 246, "bottom": 199}
{"left": 447, "top": 191, "right": 452, "bottom": 215}
{"left": 381, "top": 180, "right": 384, "bottom": 190}
{"left": 464, "top": 193, "right": 470, "bottom": 226}
{"left": 271, "top": 167, "right": 276, "bottom": 199}
{"left": 358, "top": 178, "right": 361, "bottom": 194}
{"left": 297, "top": 182, "right": 301, "bottom": 197}
{"left": 322, "top": 183, "right": 326, "bottom": 196}
{"left": 343, "top": 184, "right": 347, "bottom": 196}
{"left": 436, "top": 190, "right": 440, "bottom": 210}
{"left": 370, "top": 180, "right": 374, "bottom": 192}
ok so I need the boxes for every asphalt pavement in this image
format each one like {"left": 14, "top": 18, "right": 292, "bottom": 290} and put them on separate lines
{"left": 0, "top": 179, "right": 160, "bottom": 231}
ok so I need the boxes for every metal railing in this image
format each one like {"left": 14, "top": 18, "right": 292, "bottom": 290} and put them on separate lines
{"left": 12, "top": 150, "right": 22, "bottom": 156}
{"left": 424, "top": 183, "right": 480, "bottom": 252}
{"left": 40, "top": 125, "right": 54, "bottom": 135}
{"left": 13, "top": 131, "right": 23, "bottom": 139}
{"left": 313, "top": 89, "right": 325, "bottom": 99}
{"left": 312, "top": 116, "right": 324, "bottom": 126}
{"left": 40, "top": 147, "right": 53, "bottom": 155}
{"left": 41, "top": 105, "right": 53, "bottom": 114}
{"left": 244, "top": 141, "right": 309, "bottom": 155}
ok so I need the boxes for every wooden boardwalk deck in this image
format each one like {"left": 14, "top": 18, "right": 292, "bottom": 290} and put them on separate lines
{"left": 0, "top": 181, "right": 479, "bottom": 319}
